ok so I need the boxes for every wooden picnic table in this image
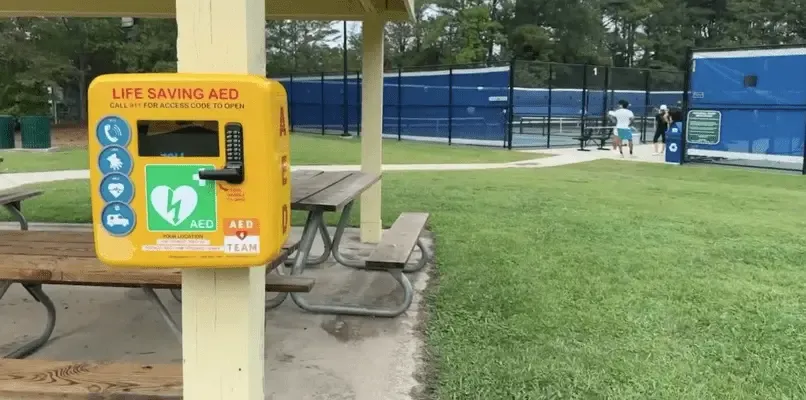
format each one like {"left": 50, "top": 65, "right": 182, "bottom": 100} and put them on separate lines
{"left": 0, "top": 188, "right": 44, "bottom": 230}
{"left": 271, "top": 170, "right": 428, "bottom": 318}
{"left": 0, "top": 229, "right": 312, "bottom": 359}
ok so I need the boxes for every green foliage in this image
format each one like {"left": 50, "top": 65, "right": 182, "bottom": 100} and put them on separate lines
{"left": 1, "top": 0, "right": 803, "bottom": 119}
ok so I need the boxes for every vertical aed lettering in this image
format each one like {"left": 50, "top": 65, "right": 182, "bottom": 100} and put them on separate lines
{"left": 279, "top": 107, "right": 287, "bottom": 136}
{"left": 281, "top": 204, "right": 288, "bottom": 234}
{"left": 281, "top": 155, "right": 289, "bottom": 186}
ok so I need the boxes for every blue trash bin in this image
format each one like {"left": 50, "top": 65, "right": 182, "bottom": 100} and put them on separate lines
{"left": 665, "top": 121, "right": 683, "bottom": 164}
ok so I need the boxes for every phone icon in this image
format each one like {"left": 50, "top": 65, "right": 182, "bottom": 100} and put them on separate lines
{"left": 104, "top": 124, "right": 119, "bottom": 143}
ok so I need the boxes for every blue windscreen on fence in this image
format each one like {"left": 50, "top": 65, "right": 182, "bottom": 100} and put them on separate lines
{"left": 278, "top": 66, "right": 683, "bottom": 146}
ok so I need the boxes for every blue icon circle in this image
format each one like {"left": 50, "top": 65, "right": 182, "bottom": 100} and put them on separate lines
{"left": 101, "top": 202, "right": 136, "bottom": 236}
{"left": 98, "top": 145, "right": 133, "bottom": 175}
{"left": 96, "top": 116, "right": 131, "bottom": 147}
{"left": 100, "top": 173, "right": 134, "bottom": 204}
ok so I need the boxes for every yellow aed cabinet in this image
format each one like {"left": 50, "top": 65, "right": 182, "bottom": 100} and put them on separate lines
{"left": 88, "top": 73, "right": 291, "bottom": 268}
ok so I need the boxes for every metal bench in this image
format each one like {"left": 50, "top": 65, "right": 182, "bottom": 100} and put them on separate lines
{"left": 0, "top": 188, "right": 43, "bottom": 230}
{"left": 0, "top": 359, "right": 182, "bottom": 399}
{"left": 0, "top": 230, "right": 313, "bottom": 359}
{"left": 572, "top": 127, "right": 612, "bottom": 151}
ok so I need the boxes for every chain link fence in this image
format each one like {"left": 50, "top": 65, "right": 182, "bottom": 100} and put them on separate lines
{"left": 277, "top": 61, "right": 684, "bottom": 149}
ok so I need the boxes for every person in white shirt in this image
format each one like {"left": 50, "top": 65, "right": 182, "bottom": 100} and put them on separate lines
{"left": 607, "top": 100, "right": 635, "bottom": 157}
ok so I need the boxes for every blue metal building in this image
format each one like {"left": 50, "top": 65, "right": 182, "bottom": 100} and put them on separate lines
{"left": 684, "top": 46, "right": 806, "bottom": 170}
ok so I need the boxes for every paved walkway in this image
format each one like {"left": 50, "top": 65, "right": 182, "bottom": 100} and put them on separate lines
{"left": 0, "top": 144, "right": 664, "bottom": 189}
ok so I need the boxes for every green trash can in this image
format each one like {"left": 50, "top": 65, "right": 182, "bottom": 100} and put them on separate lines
{"left": 0, "top": 115, "right": 14, "bottom": 149}
{"left": 19, "top": 115, "right": 52, "bottom": 149}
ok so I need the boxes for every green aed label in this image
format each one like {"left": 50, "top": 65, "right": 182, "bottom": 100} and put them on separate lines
{"left": 144, "top": 164, "right": 217, "bottom": 232}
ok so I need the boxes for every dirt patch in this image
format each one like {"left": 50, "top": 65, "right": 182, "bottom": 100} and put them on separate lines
{"left": 10, "top": 123, "right": 88, "bottom": 149}
{"left": 49, "top": 124, "right": 88, "bottom": 149}
{"left": 52, "top": 126, "right": 88, "bottom": 148}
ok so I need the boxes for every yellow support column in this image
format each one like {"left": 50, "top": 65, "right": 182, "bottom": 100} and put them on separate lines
{"left": 175, "top": 0, "right": 266, "bottom": 398}
{"left": 360, "top": 14, "right": 385, "bottom": 243}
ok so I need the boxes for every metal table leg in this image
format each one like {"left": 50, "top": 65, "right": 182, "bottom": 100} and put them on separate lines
{"left": 284, "top": 217, "right": 332, "bottom": 267}
{"left": 289, "top": 211, "right": 414, "bottom": 318}
{"left": 402, "top": 238, "right": 430, "bottom": 273}
{"left": 170, "top": 288, "right": 182, "bottom": 303}
{"left": 329, "top": 202, "right": 365, "bottom": 269}
{"left": 268, "top": 211, "right": 323, "bottom": 310}
{"left": 0, "top": 281, "right": 10, "bottom": 299}
{"left": 4, "top": 202, "right": 28, "bottom": 230}
{"left": 3, "top": 284, "right": 57, "bottom": 359}
{"left": 330, "top": 202, "right": 430, "bottom": 273}
{"left": 142, "top": 287, "right": 181, "bottom": 342}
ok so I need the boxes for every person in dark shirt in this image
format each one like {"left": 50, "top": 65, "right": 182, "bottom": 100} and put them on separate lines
{"left": 653, "top": 104, "right": 671, "bottom": 155}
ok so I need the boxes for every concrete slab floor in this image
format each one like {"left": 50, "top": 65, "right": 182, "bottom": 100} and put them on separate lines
{"left": 0, "top": 224, "right": 433, "bottom": 400}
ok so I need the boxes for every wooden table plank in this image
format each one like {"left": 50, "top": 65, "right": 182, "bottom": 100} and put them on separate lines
{"left": 291, "top": 171, "right": 352, "bottom": 203}
{"left": 294, "top": 173, "right": 381, "bottom": 212}
{"left": 0, "top": 230, "right": 94, "bottom": 243}
{"left": 0, "top": 241, "right": 99, "bottom": 257}
{"left": 0, "top": 249, "right": 310, "bottom": 291}
{"left": 0, "top": 189, "right": 43, "bottom": 205}
{"left": 0, "top": 231, "right": 307, "bottom": 290}
{"left": 291, "top": 170, "right": 324, "bottom": 181}
{"left": 366, "top": 212, "right": 429, "bottom": 269}
{"left": 0, "top": 359, "right": 182, "bottom": 399}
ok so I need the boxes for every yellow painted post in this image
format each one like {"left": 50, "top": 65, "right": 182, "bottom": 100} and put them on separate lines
{"left": 174, "top": 0, "right": 266, "bottom": 398}
{"left": 360, "top": 14, "right": 385, "bottom": 243}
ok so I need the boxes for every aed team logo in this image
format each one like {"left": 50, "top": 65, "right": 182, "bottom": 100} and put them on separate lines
{"left": 224, "top": 218, "right": 260, "bottom": 254}
{"left": 144, "top": 164, "right": 217, "bottom": 232}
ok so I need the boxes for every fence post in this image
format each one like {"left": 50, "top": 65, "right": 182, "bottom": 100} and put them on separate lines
{"left": 448, "top": 66, "right": 454, "bottom": 145}
{"left": 801, "top": 123, "right": 806, "bottom": 174}
{"left": 320, "top": 71, "right": 326, "bottom": 135}
{"left": 356, "top": 71, "right": 361, "bottom": 136}
{"left": 601, "top": 66, "right": 610, "bottom": 128}
{"left": 642, "top": 70, "right": 651, "bottom": 143}
{"left": 343, "top": 61, "right": 349, "bottom": 137}
{"left": 507, "top": 59, "right": 516, "bottom": 149}
{"left": 289, "top": 73, "right": 295, "bottom": 132}
{"left": 680, "top": 48, "right": 693, "bottom": 165}
{"left": 580, "top": 64, "right": 588, "bottom": 140}
{"left": 547, "top": 63, "right": 553, "bottom": 148}
{"left": 395, "top": 67, "right": 402, "bottom": 141}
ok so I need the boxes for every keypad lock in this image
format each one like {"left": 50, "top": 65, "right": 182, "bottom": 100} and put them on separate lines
{"left": 198, "top": 122, "right": 245, "bottom": 184}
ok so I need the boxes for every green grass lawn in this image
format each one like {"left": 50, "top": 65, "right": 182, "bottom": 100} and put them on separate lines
{"left": 0, "top": 148, "right": 89, "bottom": 173}
{"left": 0, "top": 133, "right": 537, "bottom": 172}
{"left": 4, "top": 161, "right": 806, "bottom": 399}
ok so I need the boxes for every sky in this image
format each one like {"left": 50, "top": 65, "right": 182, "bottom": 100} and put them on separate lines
{"left": 322, "top": 5, "right": 436, "bottom": 47}
{"left": 325, "top": 21, "right": 360, "bottom": 47}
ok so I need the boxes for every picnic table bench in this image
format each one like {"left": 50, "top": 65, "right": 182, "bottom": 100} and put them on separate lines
{"left": 0, "top": 188, "right": 44, "bottom": 230}
{"left": 269, "top": 170, "right": 431, "bottom": 318}
{"left": 573, "top": 126, "right": 614, "bottom": 151}
{"left": 0, "top": 230, "right": 313, "bottom": 359}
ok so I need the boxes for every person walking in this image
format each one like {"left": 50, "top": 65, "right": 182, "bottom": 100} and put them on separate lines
{"left": 653, "top": 104, "right": 671, "bottom": 155}
{"left": 608, "top": 99, "right": 635, "bottom": 157}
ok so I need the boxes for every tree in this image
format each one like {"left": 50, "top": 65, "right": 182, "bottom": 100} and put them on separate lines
{"left": 265, "top": 21, "right": 339, "bottom": 74}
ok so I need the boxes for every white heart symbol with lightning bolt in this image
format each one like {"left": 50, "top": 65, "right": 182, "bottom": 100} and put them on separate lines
{"left": 150, "top": 185, "right": 198, "bottom": 226}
